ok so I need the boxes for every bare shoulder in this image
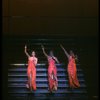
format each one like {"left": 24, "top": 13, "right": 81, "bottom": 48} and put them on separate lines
{"left": 53, "top": 56, "right": 57, "bottom": 59}
{"left": 54, "top": 56, "right": 57, "bottom": 59}
{"left": 34, "top": 57, "right": 38, "bottom": 60}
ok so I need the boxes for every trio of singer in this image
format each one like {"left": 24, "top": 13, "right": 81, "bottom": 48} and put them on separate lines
{"left": 24, "top": 44, "right": 80, "bottom": 92}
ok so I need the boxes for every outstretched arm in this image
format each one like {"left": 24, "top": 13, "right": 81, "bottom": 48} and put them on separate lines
{"left": 60, "top": 44, "right": 70, "bottom": 59}
{"left": 24, "top": 45, "right": 30, "bottom": 58}
{"left": 41, "top": 45, "right": 48, "bottom": 58}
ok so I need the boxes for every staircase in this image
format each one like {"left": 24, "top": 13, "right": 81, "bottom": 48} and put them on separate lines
{"left": 7, "top": 36, "right": 88, "bottom": 100}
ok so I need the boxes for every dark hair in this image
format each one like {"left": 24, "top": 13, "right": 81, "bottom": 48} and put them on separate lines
{"left": 49, "top": 50, "right": 54, "bottom": 56}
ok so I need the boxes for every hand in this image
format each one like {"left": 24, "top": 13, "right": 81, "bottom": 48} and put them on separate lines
{"left": 25, "top": 45, "right": 27, "bottom": 49}
{"left": 60, "top": 44, "right": 63, "bottom": 48}
{"left": 41, "top": 45, "right": 44, "bottom": 49}
{"left": 60, "top": 44, "right": 65, "bottom": 50}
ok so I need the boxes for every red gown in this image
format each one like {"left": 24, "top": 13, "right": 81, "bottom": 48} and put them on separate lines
{"left": 67, "top": 56, "right": 80, "bottom": 88}
{"left": 27, "top": 57, "right": 36, "bottom": 90}
{"left": 48, "top": 57, "right": 58, "bottom": 91}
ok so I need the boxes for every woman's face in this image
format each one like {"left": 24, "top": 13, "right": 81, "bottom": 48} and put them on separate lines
{"left": 70, "top": 50, "right": 74, "bottom": 56}
{"left": 49, "top": 51, "right": 54, "bottom": 57}
{"left": 32, "top": 51, "right": 35, "bottom": 56}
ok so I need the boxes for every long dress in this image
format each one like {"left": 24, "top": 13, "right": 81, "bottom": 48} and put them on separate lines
{"left": 27, "top": 57, "right": 36, "bottom": 90}
{"left": 48, "top": 57, "right": 58, "bottom": 91}
{"left": 67, "top": 56, "right": 80, "bottom": 88}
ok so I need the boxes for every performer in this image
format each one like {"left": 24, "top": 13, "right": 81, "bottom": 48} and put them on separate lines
{"left": 24, "top": 45, "right": 38, "bottom": 91}
{"left": 41, "top": 45, "right": 59, "bottom": 92}
{"left": 60, "top": 44, "right": 80, "bottom": 88}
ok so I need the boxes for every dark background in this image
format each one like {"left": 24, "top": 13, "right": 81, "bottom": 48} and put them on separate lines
{"left": 2, "top": 0, "right": 98, "bottom": 100}
{"left": 3, "top": 0, "right": 98, "bottom": 36}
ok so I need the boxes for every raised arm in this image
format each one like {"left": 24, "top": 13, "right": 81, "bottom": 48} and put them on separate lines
{"left": 41, "top": 45, "right": 48, "bottom": 58}
{"left": 60, "top": 44, "right": 70, "bottom": 59}
{"left": 24, "top": 45, "right": 30, "bottom": 58}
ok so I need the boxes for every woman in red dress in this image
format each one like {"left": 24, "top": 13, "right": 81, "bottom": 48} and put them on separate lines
{"left": 24, "top": 45, "right": 38, "bottom": 91}
{"left": 60, "top": 44, "right": 80, "bottom": 88}
{"left": 41, "top": 45, "right": 59, "bottom": 92}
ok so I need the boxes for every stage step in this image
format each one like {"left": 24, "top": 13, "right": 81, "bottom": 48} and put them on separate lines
{"left": 8, "top": 37, "right": 88, "bottom": 100}
{"left": 8, "top": 89, "right": 87, "bottom": 94}
{"left": 8, "top": 68, "right": 82, "bottom": 72}
{"left": 8, "top": 83, "right": 86, "bottom": 88}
